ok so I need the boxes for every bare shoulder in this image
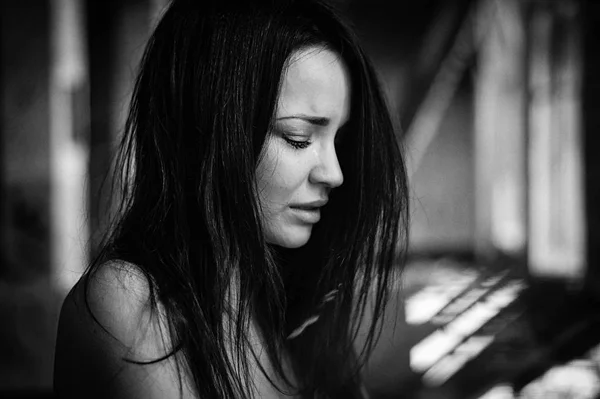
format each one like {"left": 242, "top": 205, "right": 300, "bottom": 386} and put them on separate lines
{"left": 54, "top": 260, "right": 196, "bottom": 399}
{"left": 79, "top": 260, "right": 155, "bottom": 348}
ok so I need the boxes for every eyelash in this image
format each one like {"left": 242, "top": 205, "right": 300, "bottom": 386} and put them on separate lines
{"left": 283, "top": 135, "right": 312, "bottom": 150}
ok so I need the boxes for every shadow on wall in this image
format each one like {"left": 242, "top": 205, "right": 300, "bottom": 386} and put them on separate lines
{"left": 408, "top": 80, "right": 475, "bottom": 254}
{"left": 0, "top": 278, "right": 61, "bottom": 394}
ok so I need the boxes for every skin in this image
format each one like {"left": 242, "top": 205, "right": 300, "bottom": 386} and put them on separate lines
{"left": 256, "top": 46, "right": 351, "bottom": 248}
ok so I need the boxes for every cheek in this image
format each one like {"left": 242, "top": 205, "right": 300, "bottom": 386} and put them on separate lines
{"left": 256, "top": 144, "right": 306, "bottom": 207}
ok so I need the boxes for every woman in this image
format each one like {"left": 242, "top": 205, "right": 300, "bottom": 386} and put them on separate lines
{"left": 54, "top": 0, "right": 409, "bottom": 398}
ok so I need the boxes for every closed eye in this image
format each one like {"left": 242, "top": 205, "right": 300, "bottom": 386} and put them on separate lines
{"left": 283, "top": 135, "right": 312, "bottom": 150}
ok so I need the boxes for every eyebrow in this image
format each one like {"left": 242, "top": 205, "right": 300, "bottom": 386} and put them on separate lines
{"left": 276, "top": 115, "right": 331, "bottom": 127}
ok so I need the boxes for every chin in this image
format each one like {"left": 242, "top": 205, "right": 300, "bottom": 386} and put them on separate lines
{"left": 266, "top": 226, "right": 312, "bottom": 249}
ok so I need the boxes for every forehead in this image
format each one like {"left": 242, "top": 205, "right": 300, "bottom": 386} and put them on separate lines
{"left": 277, "top": 47, "right": 351, "bottom": 123}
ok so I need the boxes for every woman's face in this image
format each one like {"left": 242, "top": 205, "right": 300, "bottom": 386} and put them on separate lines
{"left": 256, "top": 46, "right": 350, "bottom": 248}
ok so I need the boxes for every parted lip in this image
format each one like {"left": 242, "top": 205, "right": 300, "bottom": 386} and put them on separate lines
{"left": 290, "top": 199, "right": 328, "bottom": 209}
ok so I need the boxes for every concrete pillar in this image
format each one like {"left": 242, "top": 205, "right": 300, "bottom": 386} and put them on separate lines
{"left": 527, "top": 0, "right": 585, "bottom": 281}
{"left": 473, "top": 0, "right": 528, "bottom": 264}
{"left": 49, "top": 0, "right": 90, "bottom": 293}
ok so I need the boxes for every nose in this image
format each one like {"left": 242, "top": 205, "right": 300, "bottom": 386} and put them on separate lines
{"left": 309, "top": 142, "right": 344, "bottom": 189}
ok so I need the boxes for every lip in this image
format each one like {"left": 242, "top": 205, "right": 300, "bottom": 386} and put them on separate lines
{"left": 290, "top": 207, "right": 321, "bottom": 224}
{"left": 290, "top": 199, "right": 329, "bottom": 209}
{"left": 289, "top": 199, "right": 328, "bottom": 224}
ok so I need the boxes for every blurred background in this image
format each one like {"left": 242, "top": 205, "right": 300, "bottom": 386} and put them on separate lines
{"left": 1, "top": 0, "right": 600, "bottom": 398}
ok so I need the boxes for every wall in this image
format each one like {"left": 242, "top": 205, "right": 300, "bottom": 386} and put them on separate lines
{"left": 0, "top": 0, "right": 59, "bottom": 392}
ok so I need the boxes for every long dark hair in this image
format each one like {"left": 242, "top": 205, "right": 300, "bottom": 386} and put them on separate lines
{"left": 85, "top": 0, "right": 409, "bottom": 397}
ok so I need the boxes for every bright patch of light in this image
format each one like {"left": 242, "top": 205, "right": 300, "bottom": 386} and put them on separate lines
{"left": 481, "top": 271, "right": 509, "bottom": 287}
{"left": 477, "top": 384, "right": 515, "bottom": 399}
{"left": 422, "top": 335, "right": 494, "bottom": 386}
{"left": 519, "top": 361, "right": 600, "bottom": 399}
{"left": 406, "top": 274, "right": 477, "bottom": 325}
{"left": 445, "top": 302, "right": 497, "bottom": 337}
{"left": 432, "top": 287, "right": 489, "bottom": 324}
{"left": 410, "top": 330, "right": 464, "bottom": 372}
{"left": 410, "top": 280, "right": 525, "bottom": 373}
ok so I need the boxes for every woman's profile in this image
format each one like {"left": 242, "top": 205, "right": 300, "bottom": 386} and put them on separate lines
{"left": 54, "top": 0, "right": 409, "bottom": 398}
